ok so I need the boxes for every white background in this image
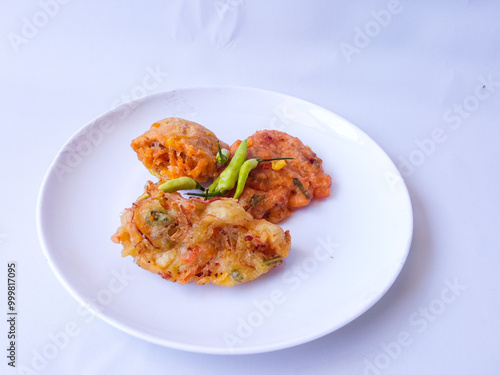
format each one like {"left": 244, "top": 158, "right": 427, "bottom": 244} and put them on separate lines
{"left": 1, "top": 1, "right": 499, "bottom": 374}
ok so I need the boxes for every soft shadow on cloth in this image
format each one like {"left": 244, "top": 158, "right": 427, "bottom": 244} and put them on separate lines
{"left": 169, "top": 0, "right": 245, "bottom": 48}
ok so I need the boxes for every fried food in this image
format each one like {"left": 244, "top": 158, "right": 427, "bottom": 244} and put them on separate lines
{"left": 230, "top": 130, "right": 332, "bottom": 223}
{"left": 131, "top": 117, "right": 229, "bottom": 183}
{"left": 112, "top": 182, "right": 291, "bottom": 286}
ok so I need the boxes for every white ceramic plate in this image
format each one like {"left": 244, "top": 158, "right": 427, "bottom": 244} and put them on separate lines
{"left": 37, "top": 86, "right": 412, "bottom": 354}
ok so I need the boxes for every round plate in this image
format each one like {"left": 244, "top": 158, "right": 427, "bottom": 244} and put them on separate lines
{"left": 37, "top": 86, "right": 412, "bottom": 354}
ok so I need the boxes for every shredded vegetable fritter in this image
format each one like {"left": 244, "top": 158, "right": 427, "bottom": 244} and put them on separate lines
{"left": 112, "top": 182, "right": 291, "bottom": 286}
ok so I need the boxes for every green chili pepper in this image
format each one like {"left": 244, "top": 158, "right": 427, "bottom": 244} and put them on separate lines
{"left": 138, "top": 177, "right": 203, "bottom": 200}
{"left": 233, "top": 157, "right": 294, "bottom": 199}
{"left": 233, "top": 159, "right": 258, "bottom": 199}
{"left": 191, "top": 174, "right": 225, "bottom": 200}
{"left": 190, "top": 176, "right": 226, "bottom": 200}
{"left": 207, "top": 175, "right": 220, "bottom": 194}
{"left": 159, "top": 177, "right": 203, "bottom": 192}
{"left": 216, "top": 141, "right": 230, "bottom": 164}
{"left": 215, "top": 139, "right": 248, "bottom": 192}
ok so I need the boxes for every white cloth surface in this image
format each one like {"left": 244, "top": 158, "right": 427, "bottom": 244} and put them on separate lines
{"left": 1, "top": 0, "right": 499, "bottom": 374}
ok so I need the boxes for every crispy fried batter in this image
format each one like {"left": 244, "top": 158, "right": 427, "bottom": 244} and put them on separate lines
{"left": 131, "top": 117, "right": 229, "bottom": 183}
{"left": 230, "top": 130, "right": 332, "bottom": 223}
{"left": 112, "top": 182, "right": 291, "bottom": 286}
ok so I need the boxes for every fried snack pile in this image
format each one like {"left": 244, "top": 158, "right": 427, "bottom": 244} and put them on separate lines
{"left": 112, "top": 183, "right": 291, "bottom": 286}
{"left": 114, "top": 118, "right": 333, "bottom": 286}
{"left": 131, "top": 118, "right": 229, "bottom": 183}
{"left": 230, "top": 130, "right": 332, "bottom": 223}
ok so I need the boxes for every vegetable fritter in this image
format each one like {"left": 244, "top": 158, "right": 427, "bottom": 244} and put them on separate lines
{"left": 131, "top": 117, "right": 229, "bottom": 183}
{"left": 230, "top": 130, "right": 332, "bottom": 223}
{"left": 112, "top": 182, "right": 291, "bottom": 286}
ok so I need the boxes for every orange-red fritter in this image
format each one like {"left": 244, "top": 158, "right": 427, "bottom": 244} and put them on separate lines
{"left": 230, "top": 130, "right": 331, "bottom": 223}
{"left": 131, "top": 117, "right": 229, "bottom": 183}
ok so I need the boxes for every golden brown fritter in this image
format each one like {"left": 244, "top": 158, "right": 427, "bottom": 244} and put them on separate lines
{"left": 131, "top": 117, "right": 229, "bottom": 183}
{"left": 230, "top": 130, "right": 332, "bottom": 223}
{"left": 112, "top": 182, "right": 291, "bottom": 286}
